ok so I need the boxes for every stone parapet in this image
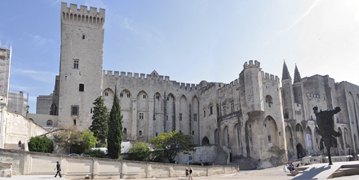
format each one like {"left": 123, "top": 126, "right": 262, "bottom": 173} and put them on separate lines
{"left": 0, "top": 149, "right": 239, "bottom": 179}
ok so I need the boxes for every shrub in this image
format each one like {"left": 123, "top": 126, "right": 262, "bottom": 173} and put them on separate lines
{"left": 127, "top": 141, "right": 150, "bottom": 161}
{"left": 54, "top": 128, "right": 97, "bottom": 154}
{"left": 28, "top": 135, "right": 53, "bottom": 153}
{"left": 87, "top": 149, "right": 105, "bottom": 158}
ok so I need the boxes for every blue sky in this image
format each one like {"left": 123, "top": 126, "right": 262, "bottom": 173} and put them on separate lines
{"left": 1, "top": 0, "right": 359, "bottom": 113}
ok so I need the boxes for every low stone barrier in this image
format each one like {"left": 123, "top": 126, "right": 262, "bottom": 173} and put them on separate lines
{"left": 0, "top": 162, "right": 12, "bottom": 177}
{"left": 301, "top": 155, "right": 353, "bottom": 165}
{"left": 0, "top": 149, "right": 239, "bottom": 179}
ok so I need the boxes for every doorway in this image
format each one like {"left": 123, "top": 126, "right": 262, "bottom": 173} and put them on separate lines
{"left": 296, "top": 143, "right": 304, "bottom": 159}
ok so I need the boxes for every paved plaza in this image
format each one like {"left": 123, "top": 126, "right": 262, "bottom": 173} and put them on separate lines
{"left": 2, "top": 162, "right": 359, "bottom": 180}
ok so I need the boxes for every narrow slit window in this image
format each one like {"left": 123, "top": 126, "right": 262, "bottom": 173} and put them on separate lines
{"left": 79, "top": 84, "right": 84, "bottom": 92}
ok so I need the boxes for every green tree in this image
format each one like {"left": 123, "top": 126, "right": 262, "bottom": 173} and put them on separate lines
{"left": 67, "top": 129, "right": 98, "bottom": 154}
{"left": 82, "top": 129, "right": 97, "bottom": 151}
{"left": 149, "top": 131, "right": 195, "bottom": 163}
{"left": 127, "top": 141, "right": 150, "bottom": 161}
{"left": 89, "top": 96, "right": 109, "bottom": 147}
{"left": 107, "top": 87, "right": 123, "bottom": 159}
{"left": 28, "top": 135, "right": 53, "bottom": 153}
{"left": 53, "top": 127, "right": 82, "bottom": 153}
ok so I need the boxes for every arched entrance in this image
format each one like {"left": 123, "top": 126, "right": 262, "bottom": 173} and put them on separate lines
{"left": 296, "top": 143, "right": 305, "bottom": 159}
{"left": 202, "top": 137, "right": 210, "bottom": 145}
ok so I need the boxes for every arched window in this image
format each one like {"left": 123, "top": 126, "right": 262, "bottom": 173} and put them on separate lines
{"left": 123, "top": 128, "right": 127, "bottom": 134}
{"left": 47, "top": 120, "right": 53, "bottom": 126}
{"left": 139, "top": 131, "right": 142, "bottom": 136}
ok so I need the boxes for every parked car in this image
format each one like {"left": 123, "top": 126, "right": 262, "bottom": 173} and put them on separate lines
{"left": 81, "top": 153, "right": 90, "bottom": 157}
{"left": 68, "top": 153, "right": 80, "bottom": 157}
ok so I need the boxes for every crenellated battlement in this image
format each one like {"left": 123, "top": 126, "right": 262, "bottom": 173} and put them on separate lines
{"left": 200, "top": 83, "right": 217, "bottom": 95}
{"left": 243, "top": 60, "right": 260, "bottom": 69}
{"left": 103, "top": 70, "right": 199, "bottom": 91}
{"left": 218, "top": 79, "right": 240, "bottom": 94}
{"left": 61, "top": 2, "right": 105, "bottom": 27}
{"left": 262, "top": 72, "right": 280, "bottom": 83}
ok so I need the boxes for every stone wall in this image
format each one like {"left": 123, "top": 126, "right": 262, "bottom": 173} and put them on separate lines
{"left": 0, "top": 149, "right": 239, "bottom": 179}
{"left": 27, "top": 113, "right": 58, "bottom": 131}
{"left": 36, "top": 94, "right": 53, "bottom": 115}
{"left": 176, "top": 145, "right": 218, "bottom": 164}
{"left": 4, "top": 112, "right": 48, "bottom": 149}
{"left": 7, "top": 92, "right": 27, "bottom": 117}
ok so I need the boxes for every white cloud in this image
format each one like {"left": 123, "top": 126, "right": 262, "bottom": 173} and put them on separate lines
{"left": 9, "top": 84, "right": 35, "bottom": 91}
{"left": 84, "top": 0, "right": 107, "bottom": 10}
{"left": 26, "top": 33, "right": 53, "bottom": 46}
{"left": 13, "top": 69, "right": 57, "bottom": 83}
{"left": 123, "top": 18, "right": 136, "bottom": 32}
{"left": 119, "top": 17, "right": 167, "bottom": 61}
{"left": 283, "top": 0, "right": 320, "bottom": 33}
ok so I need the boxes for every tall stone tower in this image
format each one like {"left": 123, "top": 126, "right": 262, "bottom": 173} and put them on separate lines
{"left": 0, "top": 43, "right": 12, "bottom": 148}
{"left": 240, "top": 60, "right": 265, "bottom": 159}
{"left": 58, "top": 3, "right": 105, "bottom": 130}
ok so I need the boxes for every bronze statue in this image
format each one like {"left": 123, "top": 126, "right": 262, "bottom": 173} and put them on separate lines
{"left": 313, "top": 106, "right": 341, "bottom": 165}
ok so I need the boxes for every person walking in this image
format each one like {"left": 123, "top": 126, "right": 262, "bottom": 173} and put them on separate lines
{"left": 185, "top": 168, "right": 189, "bottom": 179}
{"left": 188, "top": 167, "right": 193, "bottom": 180}
{"left": 18, "top": 140, "right": 21, "bottom": 149}
{"left": 54, "top": 161, "right": 62, "bottom": 178}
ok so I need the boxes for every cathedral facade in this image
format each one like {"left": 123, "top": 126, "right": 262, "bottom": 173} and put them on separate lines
{"left": 36, "top": 2, "right": 359, "bottom": 166}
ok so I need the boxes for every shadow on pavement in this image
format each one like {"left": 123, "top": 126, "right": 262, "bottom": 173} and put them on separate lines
{"left": 292, "top": 166, "right": 331, "bottom": 180}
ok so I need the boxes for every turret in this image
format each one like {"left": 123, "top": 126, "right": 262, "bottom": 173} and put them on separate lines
{"left": 281, "top": 61, "right": 295, "bottom": 120}
{"left": 293, "top": 64, "right": 304, "bottom": 104}
{"left": 240, "top": 60, "right": 264, "bottom": 112}
{"left": 293, "top": 64, "right": 301, "bottom": 84}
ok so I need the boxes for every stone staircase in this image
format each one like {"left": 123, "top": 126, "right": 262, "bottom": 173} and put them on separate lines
{"left": 213, "top": 146, "right": 228, "bottom": 164}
